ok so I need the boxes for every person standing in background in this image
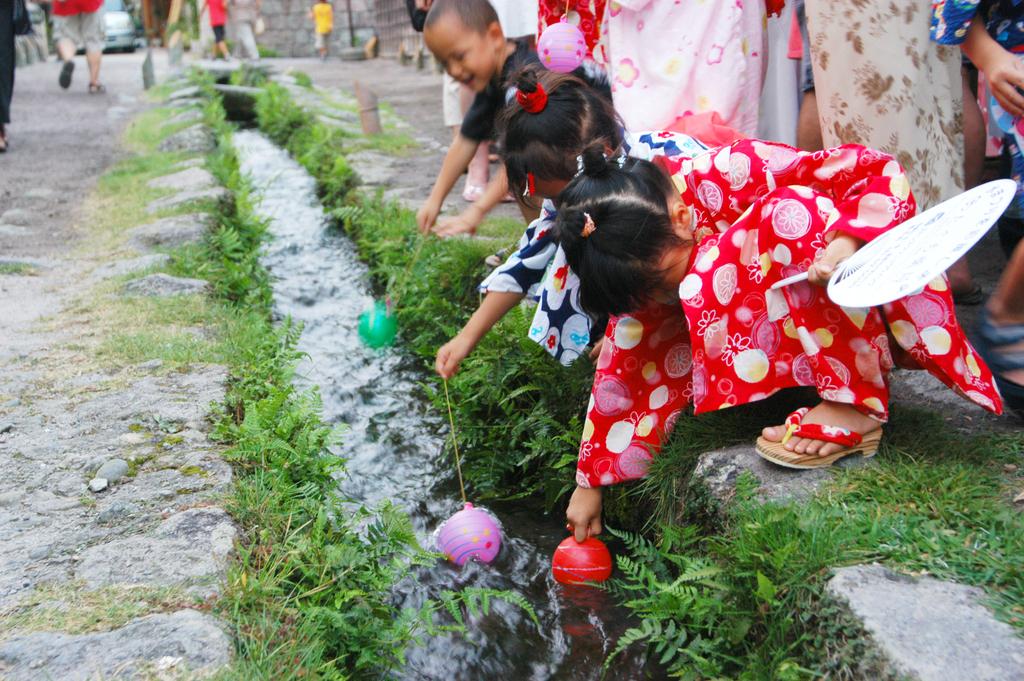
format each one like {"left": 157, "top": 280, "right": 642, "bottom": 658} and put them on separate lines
{"left": 309, "top": 0, "right": 333, "bottom": 61}
{"left": 803, "top": 1, "right": 979, "bottom": 301}
{"left": 202, "top": 0, "right": 231, "bottom": 60}
{"left": 1, "top": 1, "right": 15, "bottom": 152}
{"left": 52, "top": 0, "right": 106, "bottom": 93}
{"left": 229, "top": 0, "right": 261, "bottom": 61}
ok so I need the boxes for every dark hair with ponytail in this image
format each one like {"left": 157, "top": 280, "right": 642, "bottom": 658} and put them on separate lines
{"left": 499, "top": 65, "right": 622, "bottom": 199}
{"left": 553, "top": 145, "right": 682, "bottom": 318}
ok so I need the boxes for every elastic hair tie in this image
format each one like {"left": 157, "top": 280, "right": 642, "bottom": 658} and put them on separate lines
{"left": 581, "top": 212, "right": 596, "bottom": 238}
{"left": 515, "top": 83, "right": 548, "bottom": 114}
{"left": 524, "top": 171, "right": 537, "bottom": 198}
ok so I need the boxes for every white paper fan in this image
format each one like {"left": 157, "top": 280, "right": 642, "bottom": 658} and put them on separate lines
{"left": 771, "top": 179, "right": 1016, "bottom": 308}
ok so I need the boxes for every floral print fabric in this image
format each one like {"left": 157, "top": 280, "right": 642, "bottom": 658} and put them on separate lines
{"left": 598, "top": 0, "right": 768, "bottom": 134}
{"left": 931, "top": 0, "right": 1024, "bottom": 216}
{"left": 575, "top": 140, "right": 1003, "bottom": 489}
{"left": 804, "top": 0, "right": 963, "bottom": 210}
{"left": 479, "top": 131, "right": 710, "bottom": 365}
{"left": 931, "top": 0, "right": 1024, "bottom": 49}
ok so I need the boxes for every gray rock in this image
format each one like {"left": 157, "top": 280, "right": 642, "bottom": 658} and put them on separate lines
{"left": 692, "top": 444, "right": 872, "bottom": 506}
{"left": 136, "top": 359, "right": 165, "bottom": 371}
{"left": 146, "top": 167, "right": 217, "bottom": 193}
{"left": 75, "top": 507, "right": 236, "bottom": 589}
{"left": 346, "top": 150, "right": 395, "bottom": 187}
{"left": 157, "top": 124, "right": 215, "bottom": 154}
{"left": 83, "top": 455, "right": 108, "bottom": 475}
{"left": 145, "top": 186, "right": 230, "bottom": 214}
{"left": 0, "top": 224, "right": 30, "bottom": 236}
{"left": 168, "top": 85, "right": 201, "bottom": 101}
{"left": 90, "top": 254, "right": 170, "bottom": 280}
{"left": 96, "top": 500, "right": 140, "bottom": 524}
{"left": 95, "top": 458, "right": 129, "bottom": 483}
{"left": 0, "top": 609, "right": 231, "bottom": 680}
{"left": 0, "top": 422, "right": 12, "bottom": 434}
{"left": 826, "top": 564, "right": 1024, "bottom": 681}
{"left": 127, "top": 213, "right": 212, "bottom": 250}
{"left": 118, "top": 432, "right": 149, "bottom": 445}
{"left": 166, "top": 108, "right": 203, "bottom": 126}
{"left": 173, "top": 157, "right": 205, "bottom": 170}
{"left": 0, "top": 208, "right": 32, "bottom": 226}
{"left": 88, "top": 478, "right": 108, "bottom": 493}
{"left": 23, "top": 187, "right": 55, "bottom": 200}
{"left": 123, "top": 273, "right": 210, "bottom": 298}
{"left": 27, "top": 544, "right": 49, "bottom": 560}
{"left": 170, "top": 97, "right": 205, "bottom": 109}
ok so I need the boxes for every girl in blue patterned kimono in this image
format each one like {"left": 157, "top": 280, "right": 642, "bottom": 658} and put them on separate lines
{"left": 435, "top": 67, "right": 709, "bottom": 377}
{"left": 932, "top": 0, "right": 1024, "bottom": 253}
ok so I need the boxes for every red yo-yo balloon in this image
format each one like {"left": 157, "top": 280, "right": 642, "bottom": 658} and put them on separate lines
{"left": 551, "top": 536, "right": 612, "bottom": 585}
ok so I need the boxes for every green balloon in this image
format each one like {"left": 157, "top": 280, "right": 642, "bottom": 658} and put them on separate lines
{"left": 358, "top": 300, "right": 398, "bottom": 348}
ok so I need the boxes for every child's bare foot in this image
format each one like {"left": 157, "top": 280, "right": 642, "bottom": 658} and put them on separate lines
{"left": 761, "top": 401, "right": 881, "bottom": 457}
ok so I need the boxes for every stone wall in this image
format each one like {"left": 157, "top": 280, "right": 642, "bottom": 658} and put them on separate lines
{"left": 258, "top": 0, "right": 376, "bottom": 58}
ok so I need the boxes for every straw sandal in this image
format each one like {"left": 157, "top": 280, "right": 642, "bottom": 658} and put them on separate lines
{"left": 755, "top": 407, "right": 882, "bottom": 469}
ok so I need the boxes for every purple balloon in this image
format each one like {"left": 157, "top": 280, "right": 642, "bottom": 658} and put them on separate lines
{"left": 436, "top": 503, "right": 502, "bottom": 566}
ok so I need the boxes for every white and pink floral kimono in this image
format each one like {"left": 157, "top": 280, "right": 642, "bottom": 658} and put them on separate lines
{"left": 597, "top": 0, "right": 783, "bottom": 135}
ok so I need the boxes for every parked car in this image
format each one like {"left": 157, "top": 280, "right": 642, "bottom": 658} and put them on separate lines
{"left": 102, "top": 0, "right": 136, "bottom": 53}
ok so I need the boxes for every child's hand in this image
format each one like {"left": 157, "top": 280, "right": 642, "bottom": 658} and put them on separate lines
{"left": 434, "top": 206, "right": 482, "bottom": 238}
{"left": 808, "top": 234, "right": 861, "bottom": 287}
{"left": 985, "top": 49, "right": 1024, "bottom": 118}
{"left": 416, "top": 198, "right": 442, "bottom": 235}
{"left": 565, "top": 485, "right": 602, "bottom": 543}
{"left": 435, "top": 333, "right": 474, "bottom": 378}
{"left": 588, "top": 337, "right": 605, "bottom": 361}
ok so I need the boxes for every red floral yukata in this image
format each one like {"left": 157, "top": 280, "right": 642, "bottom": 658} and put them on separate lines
{"left": 538, "top": 0, "right": 606, "bottom": 58}
{"left": 575, "top": 140, "right": 1003, "bottom": 489}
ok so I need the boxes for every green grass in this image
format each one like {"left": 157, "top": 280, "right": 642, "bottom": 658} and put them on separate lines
{"left": 250, "top": 80, "right": 1024, "bottom": 678}
{"left": 605, "top": 411, "right": 1024, "bottom": 678}
{"left": 0, "top": 262, "right": 36, "bottom": 275}
{"left": 290, "top": 71, "right": 313, "bottom": 89}
{"left": 0, "top": 583, "right": 192, "bottom": 638}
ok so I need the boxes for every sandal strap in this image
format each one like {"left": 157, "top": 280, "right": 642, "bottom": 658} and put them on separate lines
{"left": 779, "top": 407, "right": 863, "bottom": 448}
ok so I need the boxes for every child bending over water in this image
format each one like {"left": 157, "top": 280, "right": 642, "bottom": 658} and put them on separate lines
{"left": 554, "top": 143, "right": 1003, "bottom": 542}
{"left": 436, "top": 67, "right": 709, "bottom": 377}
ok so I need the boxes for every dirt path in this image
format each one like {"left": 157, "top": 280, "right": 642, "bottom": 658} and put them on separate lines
{"left": 0, "top": 53, "right": 235, "bottom": 679}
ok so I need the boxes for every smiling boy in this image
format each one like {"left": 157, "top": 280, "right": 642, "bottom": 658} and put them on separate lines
{"left": 417, "top": 0, "right": 608, "bottom": 236}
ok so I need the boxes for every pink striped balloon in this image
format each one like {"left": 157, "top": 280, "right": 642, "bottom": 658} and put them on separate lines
{"left": 537, "top": 18, "right": 586, "bottom": 74}
{"left": 436, "top": 503, "right": 502, "bottom": 566}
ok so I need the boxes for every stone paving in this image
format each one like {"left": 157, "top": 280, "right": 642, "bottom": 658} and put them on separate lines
{"left": 0, "top": 54, "right": 234, "bottom": 679}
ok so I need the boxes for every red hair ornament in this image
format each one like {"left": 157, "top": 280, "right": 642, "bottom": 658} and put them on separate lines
{"left": 516, "top": 83, "right": 549, "bottom": 114}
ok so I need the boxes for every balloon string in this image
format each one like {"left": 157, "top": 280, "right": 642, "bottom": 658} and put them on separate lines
{"left": 390, "top": 235, "right": 428, "bottom": 306}
{"left": 442, "top": 378, "right": 467, "bottom": 504}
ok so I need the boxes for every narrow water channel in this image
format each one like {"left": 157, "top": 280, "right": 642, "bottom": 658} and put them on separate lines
{"left": 233, "top": 131, "right": 648, "bottom": 680}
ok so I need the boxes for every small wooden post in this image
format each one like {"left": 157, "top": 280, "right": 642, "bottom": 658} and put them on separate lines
{"left": 353, "top": 80, "right": 382, "bottom": 135}
{"left": 166, "top": 0, "right": 184, "bottom": 63}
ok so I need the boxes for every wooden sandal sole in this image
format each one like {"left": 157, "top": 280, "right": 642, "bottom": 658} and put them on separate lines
{"left": 755, "top": 430, "right": 882, "bottom": 470}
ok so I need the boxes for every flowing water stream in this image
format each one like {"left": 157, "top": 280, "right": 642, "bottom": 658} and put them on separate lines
{"left": 234, "top": 131, "right": 648, "bottom": 680}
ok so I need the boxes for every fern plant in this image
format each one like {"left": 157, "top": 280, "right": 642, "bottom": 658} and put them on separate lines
{"left": 604, "top": 526, "right": 735, "bottom": 677}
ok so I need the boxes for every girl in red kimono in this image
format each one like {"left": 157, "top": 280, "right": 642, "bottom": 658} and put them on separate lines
{"left": 554, "top": 142, "right": 1003, "bottom": 542}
